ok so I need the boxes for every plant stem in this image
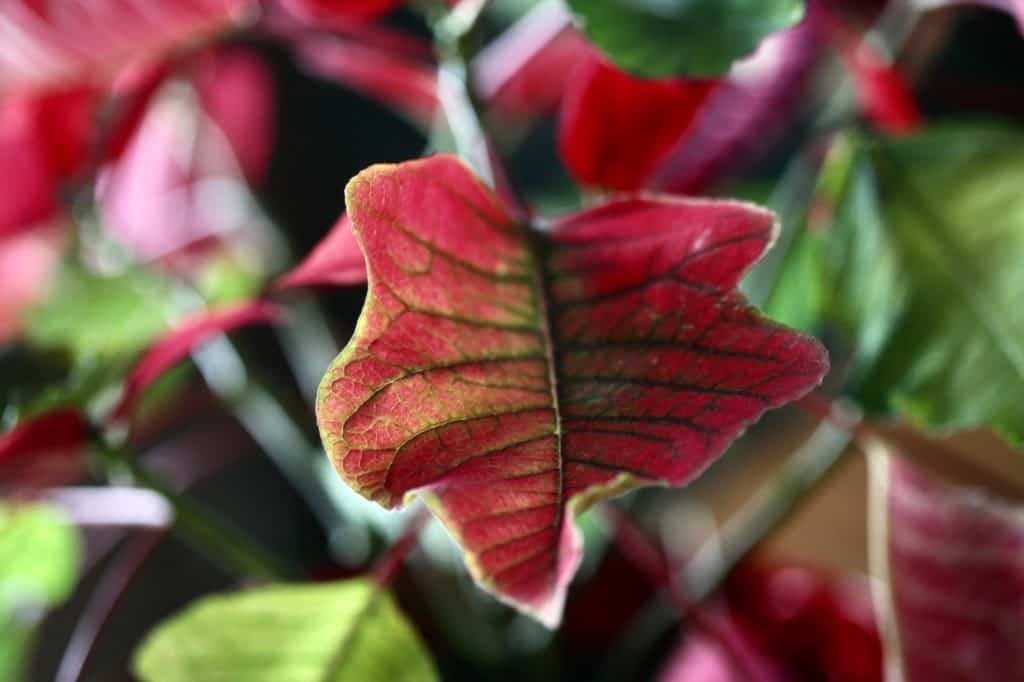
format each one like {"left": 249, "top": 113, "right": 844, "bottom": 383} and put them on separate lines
{"left": 603, "top": 506, "right": 774, "bottom": 682}
{"left": 683, "top": 396, "right": 861, "bottom": 600}
{"left": 372, "top": 506, "right": 431, "bottom": 586}
{"left": 99, "top": 442, "right": 292, "bottom": 581}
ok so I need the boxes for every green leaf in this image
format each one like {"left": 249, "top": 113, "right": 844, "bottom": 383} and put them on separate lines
{"left": 0, "top": 503, "right": 81, "bottom": 681}
{"left": 133, "top": 579, "right": 439, "bottom": 682}
{"left": 811, "top": 123, "right": 1024, "bottom": 445}
{"left": 26, "top": 264, "right": 177, "bottom": 362}
{"left": 566, "top": 0, "right": 805, "bottom": 78}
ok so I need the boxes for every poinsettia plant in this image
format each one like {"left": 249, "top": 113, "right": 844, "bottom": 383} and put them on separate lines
{"left": 2, "top": 0, "right": 1024, "bottom": 680}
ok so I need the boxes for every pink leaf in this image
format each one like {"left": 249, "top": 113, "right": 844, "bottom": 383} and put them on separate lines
{"left": 109, "top": 301, "right": 284, "bottom": 422}
{"left": 0, "top": 229, "right": 62, "bottom": 343}
{"left": 193, "top": 46, "right": 276, "bottom": 184}
{"left": 558, "top": 55, "right": 718, "bottom": 192}
{"left": 870, "top": 448, "right": 1024, "bottom": 681}
{"left": 275, "top": 213, "right": 367, "bottom": 290}
{"left": 0, "top": 0, "right": 247, "bottom": 95}
{"left": 651, "top": 16, "right": 822, "bottom": 194}
{"left": 316, "top": 155, "right": 828, "bottom": 626}
{"left": 0, "top": 408, "right": 88, "bottom": 488}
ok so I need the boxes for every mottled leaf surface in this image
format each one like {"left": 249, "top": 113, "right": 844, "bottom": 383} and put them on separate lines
{"left": 792, "top": 125, "right": 1024, "bottom": 444}
{"left": 133, "top": 578, "right": 438, "bottom": 682}
{"left": 566, "top": 0, "right": 806, "bottom": 78}
{"left": 317, "top": 155, "right": 828, "bottom": 625}
{"left": 870, "top": 449, "right": 1024, "bottom": 681}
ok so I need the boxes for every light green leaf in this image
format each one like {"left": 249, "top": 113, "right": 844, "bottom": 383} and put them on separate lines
{"left": 810, "top": 123, "right": 1024, "bottom": 445}
{"left": 566, "top": 0, "right": 805, "bottom": 77}
{"left": 26, "top": 264, "right": 177, "bottom": 362}
{"left": 0, "top": 503, "right": 81, "bottom": 681}
{"left": 133, "top": 579, "right": 439, "bottom": 682}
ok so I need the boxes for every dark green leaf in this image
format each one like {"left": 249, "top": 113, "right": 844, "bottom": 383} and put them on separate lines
{"left": 133, "top": 579, "right": 439, "bottom": 682}
{"left": 566, "top": 0, "right": 805, "bottom": 77}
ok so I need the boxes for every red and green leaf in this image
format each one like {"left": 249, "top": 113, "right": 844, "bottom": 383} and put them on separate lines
{"left": 869, "top": 448, "right": 1024, "bottom": 682}
{"left": 316, "top": 154, "right": 828, "bottom": 625}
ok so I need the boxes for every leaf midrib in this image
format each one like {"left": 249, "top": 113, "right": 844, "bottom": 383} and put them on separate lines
{"left": 526, "top": 228, "right": 566, "bottom": 571}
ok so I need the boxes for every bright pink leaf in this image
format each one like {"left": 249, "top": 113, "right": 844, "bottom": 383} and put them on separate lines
{"left": 316, "top": 155, "right": 828, "bottom": 626}
{"left": 110, "top": 301, "right": 284, "bottom": 422}
{"left": 871, "top": 452, "right": 1024, "bottom": 682}
{"left": 0, "top": 408, "right": 88, "bottom": 488}
{"left": 558, "top": 56, "right": 718, "bottom": 192}
{"left": 0, "top": 0, "right": 246, "bottom": 94}
{"left": 275, "top": 213, "right": 366, "bottom": 290}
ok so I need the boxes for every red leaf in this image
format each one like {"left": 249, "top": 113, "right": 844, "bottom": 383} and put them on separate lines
{"left": 193, "top": 46, "right": 276, "bottom": 184}
{"left": 558, "top": 56, "right": 718, "bottom": 192}
{"left": 660, "top": 564, "right": 881, "bottom": 682}
{"left": 870, "top": 450, "right": 1024, "bottom": 682}
{"left": 0, "top": 88, "right": 95, "bottom": 237}
{"left": 279, "top": 0, "right": 401, "bottom": 24}
{"left": 110, "top": 301, "right": 284, "bottom": 422}
{"left": 651, "top": 17, "right": 822, "bottom": 194}
{"left": 0, "top": 408, "right": 88, "bottom": 488}
{"left": 0, "top": 0, "right": 246, "bottom": 94}
{"left": 316, "top": 155, "right": 828, "bottom": 625}
{"left": 275, "top": 213, "right": 366, "bottom": 290}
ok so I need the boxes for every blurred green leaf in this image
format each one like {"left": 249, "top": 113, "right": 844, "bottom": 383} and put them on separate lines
{"left": 133, "top": 578, "right": 439, "bottom": 682}
{"left": 566, "top": 0, "right": 805, "bottom": 77}
{"left": 26, "top": 264, "right": 177, "bottom": 362}
{"left": 0, "top": 503, "right": 80, "bottom": 681}
{"left": 807, "top": 123, "right": 1024, "bottom": 445}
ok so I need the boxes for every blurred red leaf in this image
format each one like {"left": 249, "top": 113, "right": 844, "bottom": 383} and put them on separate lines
{"left": 316, "top": 154, "right": 828, "bottom": 625}
{"left": 278, "top": 0, "right": 401, "bottom": 24}
{"left": 651, "top": 15, "right": 822, "bottom": 194}
{"left": 0, "top": 0, "right": 247, "bottom": 95}
{"left": 871, "top": 452, "right": 1024, "bottom": 682}
{"left": 660, "top": 564, "right": 882, "bottom": 682}
{"left": 0, "top": 88, "right": 95, "bottom": 236}
{"left": 110, "top": 301, "right": 284, "bottom": 422}
{"left": 558, "top": 56, "right": 718, "bottom": 192}
{"left": 275, "top": 213, "right": 366, "bottom": 290}
{"left": 193, "top": 46, "right": 276, "bottom": 184}
{"left": 0, "top": 408, "right": 88, "bottom": 488}
{"left": 844, "top": 45, "right": 922, "bottom": 135}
